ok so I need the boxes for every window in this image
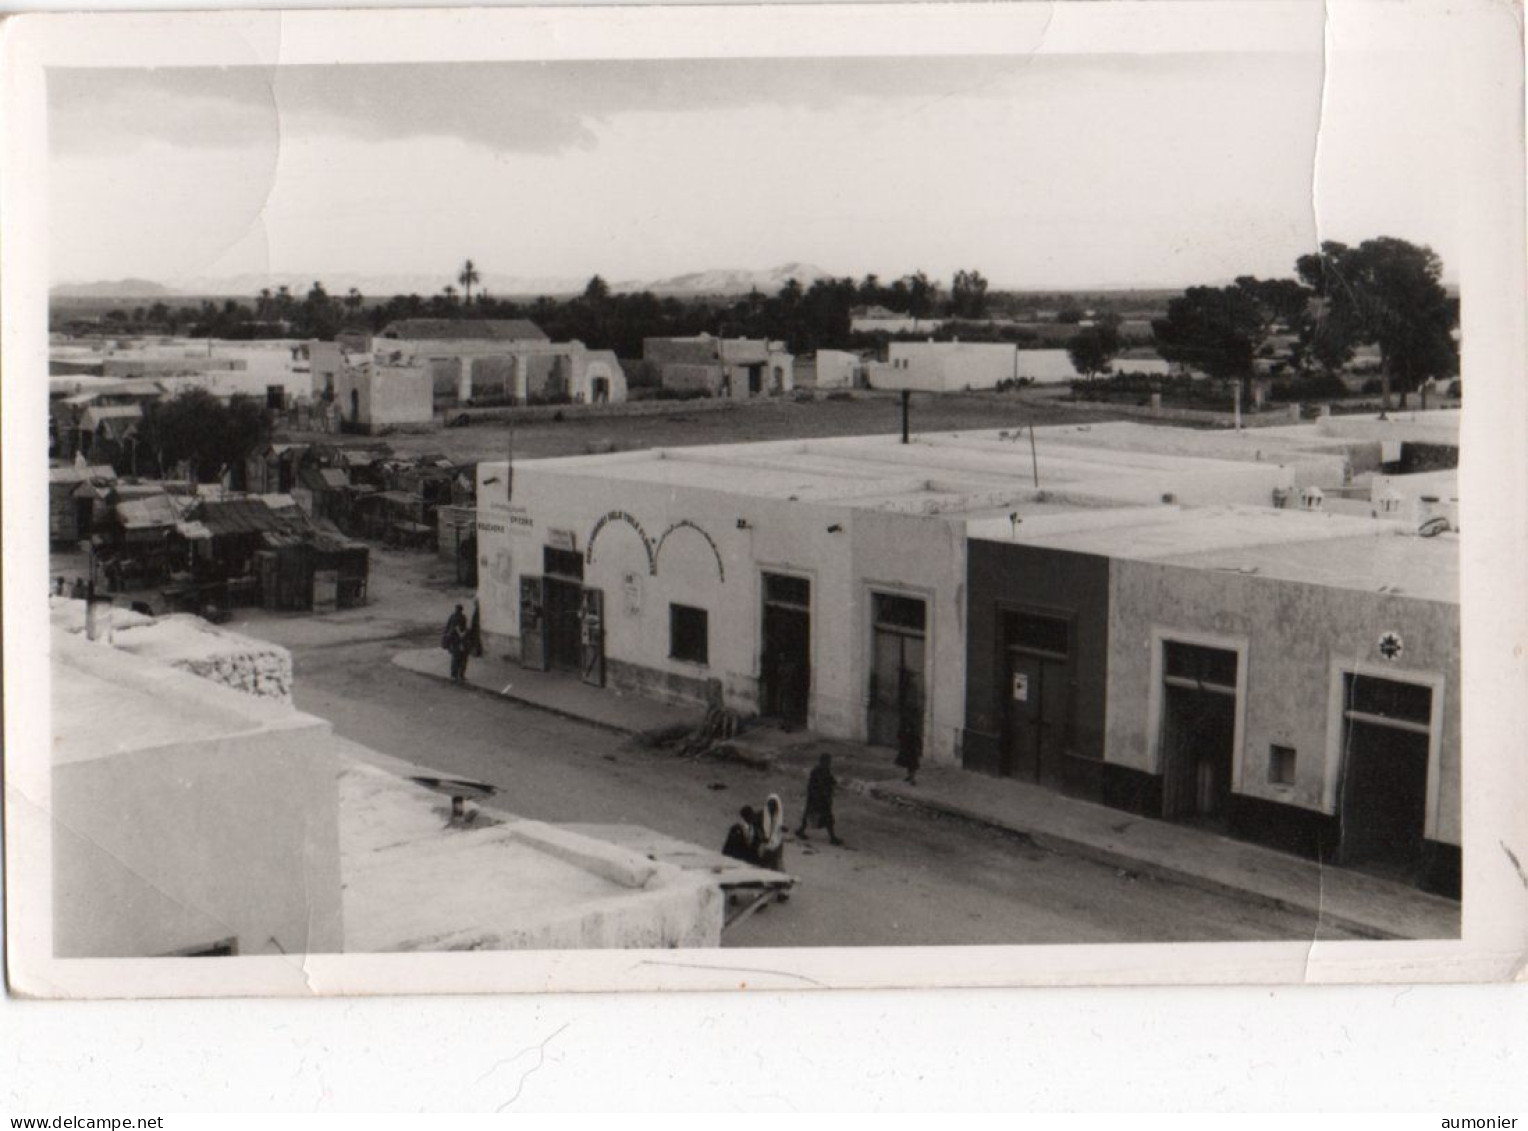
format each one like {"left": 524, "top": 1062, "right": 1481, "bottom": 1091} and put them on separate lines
{"left": 873, "top": 592, "right": 927, "bottom": 634}
{"left": 670, "top": 604, "right": 709, "bottom": 665}
{"left": 543, "top": 546, "right": 584, "bottom": 580}
{"left": 1345, "top": 675, "right": 1432, "bottom": 727}
{"left": 1006, "top": 610, "right": 1069, "bottom": 657}
{"left": 763, "top": 573, "right": 810, "bottom": 608}
{"left": 1269, "top": 744, "right": 1297, "bottom": 785}
{"left": 1163, "top": 640, "right": 1238, "bottom": 691}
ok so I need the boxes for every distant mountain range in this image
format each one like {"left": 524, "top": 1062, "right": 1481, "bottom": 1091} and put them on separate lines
{"left": 51, "top": 263, "right": 837, "bottom": 301}
{"left": 51, "top": 278, "right": 175, "bottom": 299}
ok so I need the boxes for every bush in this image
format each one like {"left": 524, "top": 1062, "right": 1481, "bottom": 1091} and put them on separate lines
{"left": 1268, "top": 371, "right": 1349, "bottom": 402}
{"left": 1360, "top": 378, "right": 1383, "bottom": 395}
{"left": 652, "top": 387, "right": 710, "bottom": 402}
{"left": 1447, "top": 379, "right": 1462, "bottom": 399}
{"left": 993, "top": 376, "right": 1034, "bottom": 393}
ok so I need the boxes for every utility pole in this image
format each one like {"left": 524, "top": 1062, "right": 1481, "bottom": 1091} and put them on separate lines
{"left": 901, "top": 389, "right": 910, "bottom": 444}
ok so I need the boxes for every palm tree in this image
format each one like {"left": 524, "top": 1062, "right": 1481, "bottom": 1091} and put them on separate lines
{"left": 443, "top": 284, "right": 459, "bottom": 307}
{"left": 457, "top": 259, "right": 480, "bottom": 306}
{"left": 345, "top": 288, "right": 364, "bottom": 317}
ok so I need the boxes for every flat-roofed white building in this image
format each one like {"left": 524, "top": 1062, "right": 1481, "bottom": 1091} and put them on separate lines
{"left": 475, "top": 424, "right": 1337, "bottom": 767}
{"left": 963, "top": 504, "right": 1460, "bottom": 896}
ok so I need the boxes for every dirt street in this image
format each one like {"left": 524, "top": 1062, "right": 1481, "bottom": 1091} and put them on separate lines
{"left": 216, "top": 548, "right": 1358, "bottom": 948}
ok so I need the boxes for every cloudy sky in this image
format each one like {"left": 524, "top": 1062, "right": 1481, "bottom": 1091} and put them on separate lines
{"left": 47, "top": 49, "right": 1460, "bottom": 290}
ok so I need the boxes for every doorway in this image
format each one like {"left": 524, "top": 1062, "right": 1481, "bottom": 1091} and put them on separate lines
{"left": 760, "top": 572, "right": 811, "bottom": 728}
{"left": 1158, "top": 640, "right": 1239, "bottom": 827}
{"left": 868, "top": 592, "right": 926, "bottom": 752}
{"left": 1000, "top": 610, "right": 1071, "bottom": 786}
{"left": 1337, "top": 673, "right": 1433, "bottom": 880}
{"left": 543, "top": 546, "right": 585, "bottom": 673}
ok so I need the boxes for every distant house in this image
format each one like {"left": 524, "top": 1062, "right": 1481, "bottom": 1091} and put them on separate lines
{"left": 849, "top": 305, "right": 944, "bottom": 336}
{"left": 643, "top": 334, "right": 794, "bottom": 399}
{"left": 365, "top": 321, "right": 625, "bottom": 407}
{"left": 333, "top": 359, "right": 434, "bottom": 433}
{"left": 809, "top": 349, "right": 865, "bottom": 390}
{"left": 863, "top": 341, "right": 1021, "bottom": 391}
{"left": 49, "top": 463, "right": 118, "bottom": 544}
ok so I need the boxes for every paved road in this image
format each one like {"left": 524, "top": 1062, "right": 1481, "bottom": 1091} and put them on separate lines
{"left": 237, "top": 556, "right": 1357, "bottom": 948}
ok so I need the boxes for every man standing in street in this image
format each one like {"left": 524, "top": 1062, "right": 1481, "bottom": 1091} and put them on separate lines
{"left": 796, "top": 752, "right": 844, "bottom": 846}
{"left": 443, "top": 604, "right": 470, "bottom": 685}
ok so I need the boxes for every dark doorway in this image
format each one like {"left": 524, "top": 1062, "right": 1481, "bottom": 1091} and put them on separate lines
{"left": 999, "top": 610, "right": 1071, "bottom": 786}
{"left": 747, "top": 365, "right": 763, "bottom": 396}
{"left": 349, "top": 389, "right": 360, "bottom": 422}
{"left": 1338, "top": 674, "right": 1433, "bottom": 880}
{"left": 760, "top": 572, "right": 811, "bottom": 729}
{"left": 518, "top": 575, "right": 547, "bottom": 670}
{"left": 579, "top": 587, "right": 605, "bottom": 687}
{"left": 868, "top": 593, "right": 926, "bottom": 751}
{"left": 543, "top": 546, "right": 585, "bottom": 673}
{"left": 1159, "top": 640, "right": 1239, "bottom": 827}
{"left": 456, "top": 533, "right": 478, "bottom": 587}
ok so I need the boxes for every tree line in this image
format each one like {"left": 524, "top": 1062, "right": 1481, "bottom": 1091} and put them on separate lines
{"left": 77, "top": 268, "right": 996, "bottom": 359}
{"left": 1136, "top": 237, "right": 1458, "bottom": 410}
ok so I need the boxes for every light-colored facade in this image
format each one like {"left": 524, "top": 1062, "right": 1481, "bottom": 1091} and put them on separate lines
{"left": 644, "top": 335, "right": 794, "bottom": 399}
{"left": 963, "top": 504, "right": 1460, "bottom": 894}
{"left": 810, "top": 349, "right": 863, "bottom": 390}
{"left": 52, "top": 628, "right": 344, "bottom": 958}
{"left": 475, "top": 425, "right": 1337, "bottom": 766}
{"left": 51, "top": 605, "right": 725, "bottom": 956}
{"left": 849, "top": 306, "right": 945, "bottom": 336}
{"left": 334, "top": 359, "right": 434, "bottom": 432}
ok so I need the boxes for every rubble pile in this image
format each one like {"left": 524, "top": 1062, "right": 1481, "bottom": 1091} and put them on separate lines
{"left": 111, "top": 614, "right": 294, "bottom": 703}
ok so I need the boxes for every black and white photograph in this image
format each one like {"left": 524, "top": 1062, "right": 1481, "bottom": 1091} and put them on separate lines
{"left": 3, "top": 0, "right": 1525, "bottom": 1005}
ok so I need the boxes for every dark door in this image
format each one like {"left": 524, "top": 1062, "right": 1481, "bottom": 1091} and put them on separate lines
{"left": 545, "top": 578, "right": 583, "bottom": 671}
{"left": 998, "top": 611, "right": 1072, "bottom": 785}
{"left": 868, "top": 593, "right": 926, "bottom": 750}
{"left": 1158, "top": 641, "right": 1239, "bottom": 826}
{"left": 542, "top": 546, "right": 585, "bottom": 673}
{"left": 518, "top": 575, "right": 547, "bottom": 670}
{"left": 747, "top": 366, "right": 762, "bottom": 395}
{"left": 456, "top": 533, "right": 478, "bottom": 587}
{"left": 1001, "top": 650, "right": 1068, "bottom": 787}
{"left": 579, "top": 587, "right": 605, "bottom": 688}
{"left": 761, "top": 573, "right": 811, "bottom": 728}
{"left": 1338, "top": 674, "right": 1432, "bottom": 879}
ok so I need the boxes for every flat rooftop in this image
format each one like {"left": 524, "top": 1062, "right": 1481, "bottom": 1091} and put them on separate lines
{"left": 337, "top": 758, "right": 625, "bottom": 953}
{"left": 51, "top": 626, "right": 317, "bottom": 766}
{"left": 969, "top": 504, "right": 1459, "bottom": 604}
{"left": 505, "top": 422, "right": 1325, "bottom": 516}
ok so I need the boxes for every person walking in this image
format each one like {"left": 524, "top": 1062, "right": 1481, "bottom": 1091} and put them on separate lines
{"left": 443, "top": 604, "right": 470, "bottom": 684}
{"left": 894, "top": 677, "right": 923, "bottom": 785}
{"left": 795, "top": 753, "right": 844, "bottom": 846}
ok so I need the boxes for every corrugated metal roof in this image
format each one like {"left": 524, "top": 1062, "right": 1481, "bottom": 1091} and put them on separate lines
{"left": 193, "top": 497, "right": 310, "bottom": 537}
{"left": 115, "top": 495, "right": 181, "bottom": 529}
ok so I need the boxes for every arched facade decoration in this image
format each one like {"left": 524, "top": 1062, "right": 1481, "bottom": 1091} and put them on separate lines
{"left": 654, "top": 519, "right": 726, "bottom": 583}
{"left": 585, "top": 509, "right": 656, "bottom": 575}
